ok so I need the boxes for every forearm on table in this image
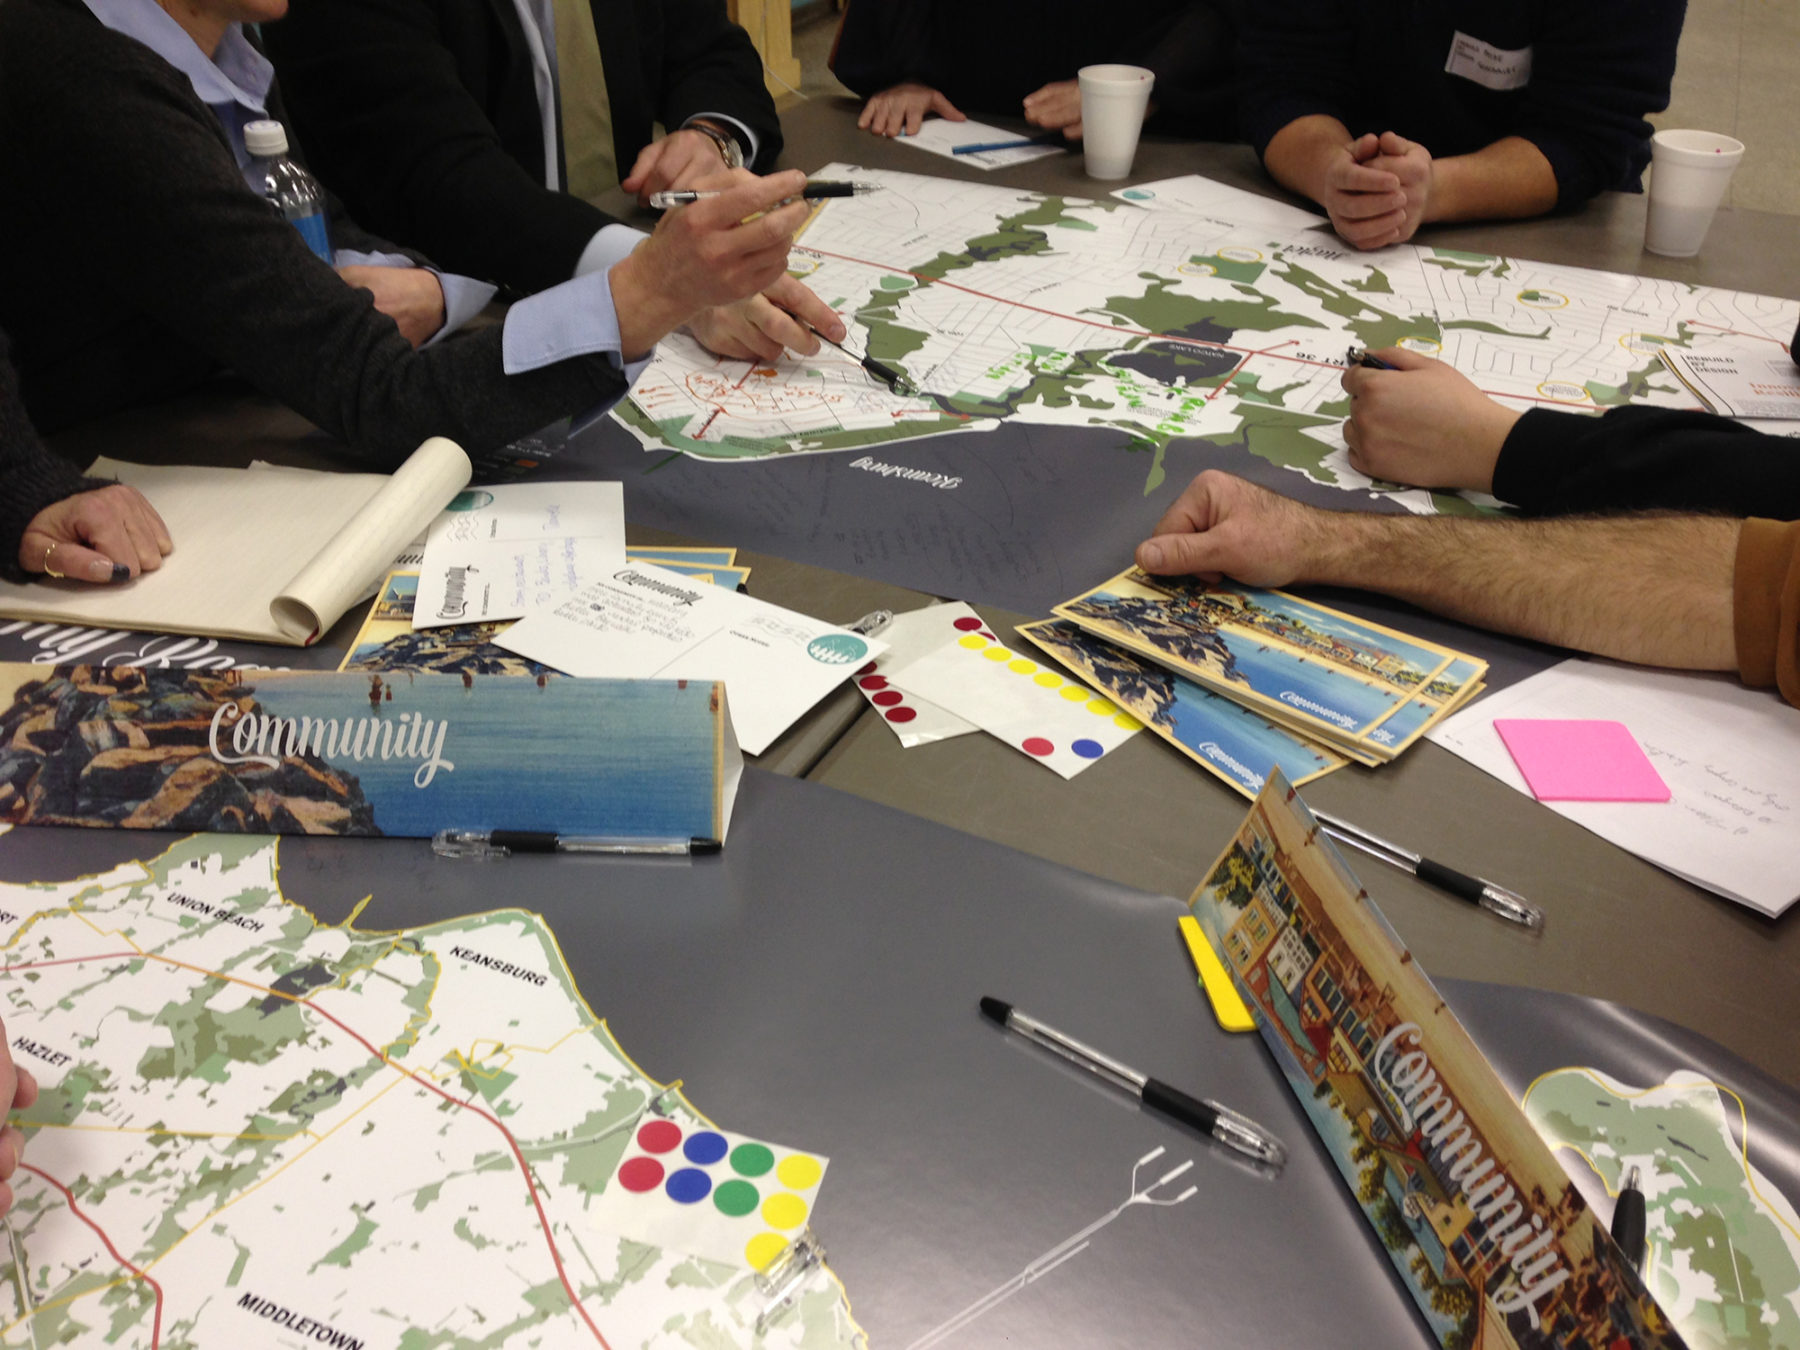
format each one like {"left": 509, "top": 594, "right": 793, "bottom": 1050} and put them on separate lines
{"left": 1302, "top": 512, "right": 1742, "bottom": 670}
{"left": 1423, "top": 137, "right": 1559, "bottom": 224}
{"left": 1262, "top": 115, "right": 1354, "bottom": 200}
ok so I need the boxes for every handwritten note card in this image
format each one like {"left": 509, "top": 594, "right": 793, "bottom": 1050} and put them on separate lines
{"left": 1429, "top": 659, "right": 1800, "bottom": 916}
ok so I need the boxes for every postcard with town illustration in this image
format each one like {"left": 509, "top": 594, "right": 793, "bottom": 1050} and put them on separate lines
{"left": 0, "top": 663, "right": 739, "bottom": 843}
{"left": 1017, "top": 619, "right": 1346, "bottom": 796}
{"left": 1189, "top": 774, "right": 1684, "bottom": 1350}
{"left": 1052, "top": 570, "right": 1487, "bottom": 761}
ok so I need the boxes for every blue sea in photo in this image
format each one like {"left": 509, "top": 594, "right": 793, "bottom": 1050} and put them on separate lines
{"left": 245, "top": 673, "right": 720, "bottom": 838}
{"left": 1213, "top": 632, "right": 1404, "bottom": 735}
{"left": 1158, "top": 681, "right": 1336, "bottom": 796}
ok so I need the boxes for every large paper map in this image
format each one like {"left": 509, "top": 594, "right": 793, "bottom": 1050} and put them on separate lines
{"left": 617, "top": 165, "right": 1799, "bottom": 511}
{"left": 0, "top": 829, "right": 858, "bottom": 1348}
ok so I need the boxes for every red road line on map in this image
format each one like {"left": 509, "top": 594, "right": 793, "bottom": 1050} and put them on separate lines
{"left": 692, "top": 357, "right": 763, "bottom": 440}
{"left": 1685, "top": 319, "right": 1791, "bottom": 347}
{"left": 1205, "top": 355, "right": 1252, "bottom": 403}
{"left": 21, "top": 1163, "right": 165, "bottom": 1347}
{"left": 298, "top": 995, "right": 614, "bottom": 1349}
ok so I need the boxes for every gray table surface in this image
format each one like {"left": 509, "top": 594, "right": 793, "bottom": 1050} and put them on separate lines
{"left": 772, "top": 101, "right": 1800, "bottom": 1088}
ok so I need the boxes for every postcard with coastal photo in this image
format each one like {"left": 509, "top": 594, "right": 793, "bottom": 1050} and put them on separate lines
{"left": 1052, "top": 569, "right": 1484, "bottom": 759}
{"left": 1017, "top": 620, "right": 1345, "bottom": 796}
{"left": 340, "top": 569, "right": 553, "bottom": 678}
{"left": 1189, "top": 774, "right": 1686, "bottom": 1350}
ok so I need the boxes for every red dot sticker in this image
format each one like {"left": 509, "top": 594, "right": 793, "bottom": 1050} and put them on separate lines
{"left": 637, "top": 1120, "right": 682, "bottom": 1154}
{"left": 855, "top": 662, "right": 877, "bottom": 677}
{"left": 871, "top": 690, "right": 904, "bottom": 707}
{"left": 885, "top": 706, "right": 918, "bottom": 723}
{"left": 953, "top": 617, "right": 983, "bottom": 631}
{"left": 618, "top": 1157, "right": 664, "bottom": 1192}
{"left": 1022, "top": 738, "right": 1055, "bottom": 757}
{"left": 859, "top": 675, "right": 888, "bottom": 690}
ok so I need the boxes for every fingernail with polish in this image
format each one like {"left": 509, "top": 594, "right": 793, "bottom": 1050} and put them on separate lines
{"left": 109, "top": 563, "right": 132, "bottom": 583}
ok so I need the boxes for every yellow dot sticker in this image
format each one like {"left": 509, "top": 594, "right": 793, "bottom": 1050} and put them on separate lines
{"left": 1034, "top": 672, "right": 1063, "bottom": 689}
{"left": 1008, "top": 659, "right": 1036, "bottom": 675}
{"left": 1113, "top": 713, "right": 1143, "bottom": 731}
{"left": 983, "top": 647, "right": 1011, "bottom": 662}
{"left": 1086, "top": 698, "right": 1115, "bottom": 716}
{"left": 958, "top": 634, "right": 988, "bottom": 650}
{"left": 762, "top": 1192, "right": 809, "bottom": 1229}
{"left": 745, "top": 1232, "right": 789, "bottom": 1271}
{"left": 1060, "top": 686, "right": 1088, "bottom": 702}
{"left": 777, "top": 1154, "right": 823, "bottom": 1190}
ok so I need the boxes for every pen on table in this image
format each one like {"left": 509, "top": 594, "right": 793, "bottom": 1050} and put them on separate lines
{"left": 1611, "top": 1164, "right": 1647, "bottom": 1272}
{"left": 1312, "top": 810, "right": 1543, "bottom": 930}
{"left": 433, "top": 829, "right": 722, "bottom": 860}
{"left": 1345, "top": 345, "right": 1398, "bottom": 370}
{"left": 979, "top": 996, "right": 1287, "bottom": 1168}
{"left": 647, "top": 180, "right": 881, "bottom": 209}
{"left": 952, "top": 133, "right": 1063, "bottom": 155}
{"left": 782, "top": 310, "right": 916, "bottom": 395}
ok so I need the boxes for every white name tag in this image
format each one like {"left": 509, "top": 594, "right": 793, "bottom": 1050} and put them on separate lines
{"left": 1444, "top": 32, "right": 1533, "bottom": 91}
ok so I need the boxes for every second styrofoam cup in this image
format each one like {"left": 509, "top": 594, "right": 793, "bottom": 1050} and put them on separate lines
{"left": 1077, "top": 64, "right": 1155, "bottom": 180}
{"left": 1644, "top": 129, "right": 1744, "bottom": 257}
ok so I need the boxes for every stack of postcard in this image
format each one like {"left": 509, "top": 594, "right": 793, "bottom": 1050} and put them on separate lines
{"left": 1021, "top": 568, "right": 1486, "bottom": 797}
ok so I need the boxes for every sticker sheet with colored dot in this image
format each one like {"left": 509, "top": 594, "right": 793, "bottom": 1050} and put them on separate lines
{"left": 593, "top": 1117, "right": 829, "bottom": 1271}
{"left": 883, "top": 620, "right": 1141, "bottom": 779}
{"left": 850, "top": 604, "right": 1000, "bottom": 748}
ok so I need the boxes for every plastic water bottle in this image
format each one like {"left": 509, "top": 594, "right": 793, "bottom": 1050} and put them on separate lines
{"left": 244, "top": 119, "right": 333, "bottom": 264}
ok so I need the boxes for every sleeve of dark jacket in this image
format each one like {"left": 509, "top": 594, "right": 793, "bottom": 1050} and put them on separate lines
{"left": 0, "top": 327, "right": 106, "bottom": 583}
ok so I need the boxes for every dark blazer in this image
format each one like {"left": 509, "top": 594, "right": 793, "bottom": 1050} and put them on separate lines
{"left": 265, "top": 0, "right": 782, "bottom": 295}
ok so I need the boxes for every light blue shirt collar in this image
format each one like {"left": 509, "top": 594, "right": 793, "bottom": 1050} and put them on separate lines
{"left": 81, "top": 0, "right": 273, "bottom": 117}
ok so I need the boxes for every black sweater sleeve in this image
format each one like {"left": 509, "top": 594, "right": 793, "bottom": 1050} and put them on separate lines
{"left": 265, "top": 0, "right": 617, "bottom": 295}
{"left": 0, "top": 329, "right": 104, "bottom": 583}
{"left": 5, "top": 5, "right": 622, "bottom": 468}
{"left": 1493, "top": 406, "right": 1800, "bottom": 519}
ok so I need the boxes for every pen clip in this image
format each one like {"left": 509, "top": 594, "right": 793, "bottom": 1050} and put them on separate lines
{"left": 1477, "top": 883, "right": 1544, "bottom": 931}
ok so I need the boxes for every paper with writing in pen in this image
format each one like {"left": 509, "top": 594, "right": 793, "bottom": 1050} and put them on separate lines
{"left": 493, "top": 562, "right": 886, "bottom": 755}
{"left": 1427, "top": 657, "right": 1800, "bottom": 915}
{"left": 894, "top": 117, "right": 1067, "bottom": 170}
{"left": 413, "top": 482, "right": 626, "bottom": 630}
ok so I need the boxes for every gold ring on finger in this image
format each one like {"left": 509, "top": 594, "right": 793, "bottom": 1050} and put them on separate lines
{"left": 42, "top": 542, "right": 64, "bottom": 580}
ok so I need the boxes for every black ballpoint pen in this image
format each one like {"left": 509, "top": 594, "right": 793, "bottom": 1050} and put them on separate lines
{"left": 1312, "top": 810, "right": 1544, "bottom": 930}
{"left": 1346, "top": 344, "right": 1398, "bottom": 370}
{"left": 432, "top": 829, "right": 722, "bottom": 860}
{"left": 795, "top": 319, "right": 916, "bottom": 395}
{"left": 647, "top": 180, "right": 881, "bottom": 208}
{"left": 980, "top": 996, "right": 1287, "bottom": 1168}
{"left": 1611, "top": 1164, "right": 1647, "bottom": 1271}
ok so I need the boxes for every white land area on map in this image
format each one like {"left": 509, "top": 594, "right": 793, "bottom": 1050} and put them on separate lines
{"left": 1525, "top": 1066, "right": 1800, "bottom": 1350}
{"left": 1110, "top": 173, "right": 1328, "bottom": 230}
{"left": 617, "top": 163, "right": 1799, "bottom": 511}
{"left": 0, "top": 829, "right": 857, "bottom": 1349}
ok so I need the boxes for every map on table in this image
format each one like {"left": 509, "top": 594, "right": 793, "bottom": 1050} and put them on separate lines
{"left": 615, "top": 164, "right": 1799, "bottom": 513}
{"left": 1525, "top": 1067, "right": 1800, "bottom": 1350}
{"left": 0, "top": 829, "right": 858, "bottom": 1349}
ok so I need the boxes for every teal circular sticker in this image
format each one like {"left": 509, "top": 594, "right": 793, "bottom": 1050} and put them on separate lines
{"left": 806, "top": 634, "right": 869, "bottom": 666}
{"left": 446, "top": 490, "right": 494, "bottom": 512}
{"left": 1120, "top": 189, "right": 1154, "bottom": 201}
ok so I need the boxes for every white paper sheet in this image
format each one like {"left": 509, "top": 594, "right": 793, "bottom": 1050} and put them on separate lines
{"left": 890, "top": 626, "right": 1141, "bottom": 778}
{"left": 494, "top": 563, "right": 886, "bottom": 755}
{"left": 1428, "top": 659, "right": 1800, "bottom": 915}
{"left": 1659, "top": 348, "right": 1800, "bottom": 419}
{"left": 1112, "top": 174, "right": 1329, "bottom": 230}
{"left": 414, "top": 482, "right": 625, "bottom": 628}
{"left": 853, "top": 603, "right": 986, "bottom": 747}
{"left": 893, "top": 117, "right": 1067, "bottom": 170}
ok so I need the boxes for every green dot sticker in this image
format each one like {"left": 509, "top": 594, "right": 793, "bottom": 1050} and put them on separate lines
{"left": 713, "top": 1179, "right": 760, "bottom": 1218}
{"left": 730, "top": 1142, "right": 775, "bottom": 1177}
{"left": 806, "top": 634, "right": 869, "bottom": 666}
{"left": 446, "top": 490, "right": 494, "bottom": 512}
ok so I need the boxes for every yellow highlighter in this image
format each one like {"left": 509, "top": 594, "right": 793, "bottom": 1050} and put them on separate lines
{"left": 1178, "top": 914, "right": 1257, "bottom": 1033}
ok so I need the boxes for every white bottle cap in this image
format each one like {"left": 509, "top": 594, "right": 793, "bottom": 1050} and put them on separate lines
{"left": 243, "top": 119, "right": 289, "bottom": 158}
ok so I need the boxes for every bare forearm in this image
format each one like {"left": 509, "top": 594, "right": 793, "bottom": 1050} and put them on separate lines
{"left": 1424, "top": 137, "right": 1558, "bottom": 224}
{"left": 1304, "top": 513, "right": 1742, "bottom": 669}
{"left": 1263, "top": 115, "right": 1354, "bottom": 200}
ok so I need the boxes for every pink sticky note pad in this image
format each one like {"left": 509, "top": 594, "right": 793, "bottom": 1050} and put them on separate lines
{"left": 1493, "top": 718, "right": 1671, "bottom": 802}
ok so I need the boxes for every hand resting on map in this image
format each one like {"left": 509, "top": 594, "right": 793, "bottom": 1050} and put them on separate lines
{"left": 1134, "top": 470, "right": 1743, "bottom": 674}
{"left": 1340, "top": 348, "right": 1521, "bottom": 492}
{"left": 687, "top": 275, "right": 848, "bottom": 363}
{"left": 0, "top": 1019, "right": 39, "bottom": 1217}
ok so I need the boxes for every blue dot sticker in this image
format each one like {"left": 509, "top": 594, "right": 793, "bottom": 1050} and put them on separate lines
{"left": 684, "top": 1130, "right": 729, "bottom": 1165}
{"left": 1072, "top": 739, "right": 1104, "bottom": 759}
{"left": 665, "top": 1168, "right": 712, "bottom": 1204}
